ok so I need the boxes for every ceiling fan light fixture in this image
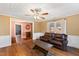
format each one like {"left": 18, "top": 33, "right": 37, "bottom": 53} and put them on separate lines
{"left": 34, "top": 16, "right": 37, "bottom": 20}
{"left": 25, "top": 8, "right": 48, "bottom": 22}
{"left": 34, "top": 15, "right": 40, "bottom": 20}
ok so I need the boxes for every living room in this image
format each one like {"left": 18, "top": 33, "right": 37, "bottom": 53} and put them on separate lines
{"left": 0, "top": 3, "right": 79, "bottom": 56}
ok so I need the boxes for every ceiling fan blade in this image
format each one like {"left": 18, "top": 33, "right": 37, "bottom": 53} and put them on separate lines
{"left": 40, "top": 16, "right": 45, "bottom": 19}
{"left": 25, "top": 13, "right": 34, "bottom": 16}
{"left": 41, "top": 13, "right": 48, "bottom": 15}
{"left": 25, "top": 14, "right": 31, "bottom": 16}
{"left": 30, "top": 9, "right": 34, "bottom": 13}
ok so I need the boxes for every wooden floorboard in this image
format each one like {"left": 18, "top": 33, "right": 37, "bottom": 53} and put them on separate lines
{"left": 0, "top": 39, "right": 79, "bottom": 56}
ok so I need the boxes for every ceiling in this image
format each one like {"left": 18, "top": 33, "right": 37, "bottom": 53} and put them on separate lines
{"left": 0, "top": 3, "right": 79, "bottom": 21}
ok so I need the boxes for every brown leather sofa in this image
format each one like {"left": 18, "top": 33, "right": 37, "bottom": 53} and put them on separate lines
{"left": 40, "top": 32, "right": 52, "bottom": 42}
{"left": 40, "top": 32, "right": 68, "bottom": 50}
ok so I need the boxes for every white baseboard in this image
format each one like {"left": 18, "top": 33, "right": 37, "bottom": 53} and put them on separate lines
{"left": 68, "top": 35, "right": 79, "bottom": 48}
{"left": 0, "top": 35, "right": 11, "bottom": 48}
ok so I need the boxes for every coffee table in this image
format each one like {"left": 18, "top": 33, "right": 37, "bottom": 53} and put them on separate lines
{"left": 33, "top": 39, "right": 53, "bottom": 56}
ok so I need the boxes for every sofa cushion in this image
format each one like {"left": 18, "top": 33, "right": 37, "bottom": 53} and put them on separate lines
{"left": 55, "top": 38, "right": 63, "bottom": 41}
{"left": 55, "top": 34, "right": 62, "bottom": 38}
{"left": 49, "top": 40, "right": 62, "bottom": 45}
{"left": 44, "top": 32, "right": 51, "bottom": 37}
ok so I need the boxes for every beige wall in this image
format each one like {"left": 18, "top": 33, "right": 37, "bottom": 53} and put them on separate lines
{"left": 34, "top": 21, "right": 47, "bottom": 32}
{"left": 34, "top": 14, "right": 79, "bottom": 36}
{"left": 40, "top": 21, "right": 47, "bottom": 32}
{"left": 34, "top": 22, "right": 41, "bottom": 32}
{"left": 66, "top": 14, "right": 79, "bottom": 35}
{"left": 0, "top": 15, "right": 10, "bottom": 35}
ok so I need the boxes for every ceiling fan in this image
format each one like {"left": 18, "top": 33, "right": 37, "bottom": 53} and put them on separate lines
{"left": 25, "top": 8, "right": 48, "bottom": 21}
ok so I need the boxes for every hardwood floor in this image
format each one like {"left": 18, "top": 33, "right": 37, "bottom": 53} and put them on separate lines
{"left": 0, "top": 39, "right": 79, "bottom": 56}
{"left": 0, "top": 39, "right": 44, "bottom": 56}
{"left": 49, "top": 47, "right": 79, "bottom": 56}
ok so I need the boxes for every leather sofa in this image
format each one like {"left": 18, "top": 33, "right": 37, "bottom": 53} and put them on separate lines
{"left": 40, "top": 32, "right": 68, "bottom": 50}
{"left": 40, "top": 32, "right": 52, "bottom": 42}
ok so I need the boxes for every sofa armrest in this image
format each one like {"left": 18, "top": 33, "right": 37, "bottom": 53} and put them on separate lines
{"left": 62, "top": 40, "right": 68, "bottom": 45}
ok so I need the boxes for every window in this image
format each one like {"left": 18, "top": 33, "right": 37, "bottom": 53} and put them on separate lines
{"left": 47, "top": 19, "right": 66, "bottom": 34}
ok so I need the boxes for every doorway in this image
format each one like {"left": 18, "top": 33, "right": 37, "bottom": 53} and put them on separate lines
{"left": 11, "top": 20, "right": 33, "bottom": 45}
{"left": 16, "top": 24, "right": 21, "bottom": 43}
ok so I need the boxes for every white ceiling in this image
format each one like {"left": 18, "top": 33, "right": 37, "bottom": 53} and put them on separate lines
{"left": 0, "top": 3, "right": 79, "bottom": 21}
